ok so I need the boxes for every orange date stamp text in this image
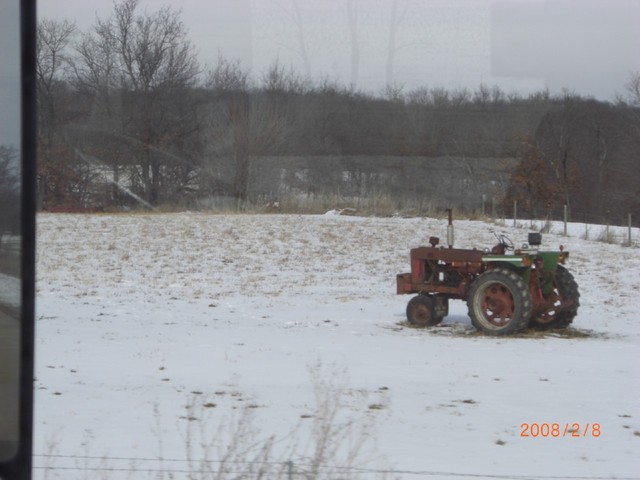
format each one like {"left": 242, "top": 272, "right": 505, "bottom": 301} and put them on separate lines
{"left": 520, "top": 423, "right": 601, "bottom": 438}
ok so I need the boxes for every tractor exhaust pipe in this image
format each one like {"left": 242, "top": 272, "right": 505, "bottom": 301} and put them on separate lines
{"left": 447, "top": 209, "right": 454, "bottom": 248}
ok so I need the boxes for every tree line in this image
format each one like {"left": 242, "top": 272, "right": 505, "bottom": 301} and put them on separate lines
{"left": 0, "top": 146, "right": 21, "bottom": 241}
{"left": 35, "top": 0, "right": 640, "bottom": 224}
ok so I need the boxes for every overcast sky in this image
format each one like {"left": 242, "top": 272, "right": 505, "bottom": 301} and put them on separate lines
{"left": 36, "top": 0, "right": 640, "bottom": 100}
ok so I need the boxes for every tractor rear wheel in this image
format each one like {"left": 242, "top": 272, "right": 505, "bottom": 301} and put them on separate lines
{"left": 406, "top": 295, "right": 443, "bottom": 327}
{"left": 468, "top": 268, "right": 532, "bottom": 335}
{"left": 530, "top": 265, "right": 580, "bottom": 329}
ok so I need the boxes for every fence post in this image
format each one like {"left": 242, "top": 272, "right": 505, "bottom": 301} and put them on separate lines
{"left": 481, "top": 194, "right": 486, "bottom": 217}
{"left": 491, "top": 196, "right": 496, "bottom": 220}
{"left": 513, "top": 201, "right": 517, "bottom": 228}
{"left": 585, "top": 221, "right": 588, "bottom": 240}
{"left": 287, "top": 461, "right": 294, "bottom": 480}
{"left": 606, "top": 210, "right": 611, "bottom": 242}
{"left": 629, "top": 213, "right": 632, "bottom": 246}
{"left": 563, "top": 205, "right": 568, "bottom": 236}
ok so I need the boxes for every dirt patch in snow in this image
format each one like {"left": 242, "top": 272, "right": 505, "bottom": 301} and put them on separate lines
{"left": 395, "top": 321, "right": 614, "bottom": 340}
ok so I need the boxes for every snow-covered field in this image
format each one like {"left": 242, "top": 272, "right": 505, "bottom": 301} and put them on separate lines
{"left": 0, "top": 235, "right": 20, "bottom": 310}
{"left": 34, "top": 213, "right": 640, "bottom": 479}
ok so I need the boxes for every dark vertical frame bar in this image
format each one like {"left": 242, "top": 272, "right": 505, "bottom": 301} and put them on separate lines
{"left": 0, "top": 0, "right": 36, "bottom": 478}
{"left": 20, "top": 0, "right": 37, "bottom": 477}
{"left": 18, "top": 0, "right": 37, "bottom": 477}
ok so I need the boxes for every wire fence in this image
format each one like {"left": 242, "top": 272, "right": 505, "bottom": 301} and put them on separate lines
{"left": 477, "top": 197, "right": 639, "bottom": 247}
{"left": 481, "top": 197, "right": 637, "bottom": 226}
{"left": 32, "top": 454, "right": 640, "bottom": 480}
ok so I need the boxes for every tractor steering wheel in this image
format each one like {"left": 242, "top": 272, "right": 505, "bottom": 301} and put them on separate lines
{"left": 496, "top": 233, "right": 514, "bottom": 251}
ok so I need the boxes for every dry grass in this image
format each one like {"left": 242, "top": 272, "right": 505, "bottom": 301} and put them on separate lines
{"left": 176, "top": 363, "right": 390, "bottom": 480}
{"left": 596, "top": 227, "right": 618, "bottom": 244}
{"left": 38, "top": 365, "right": 390, "bottom": 480}
{"left": 100, "top": 193, "right": 465, "bottom": 219}
{"left": 399, "top": 320, "right": 605, "bottom": 340}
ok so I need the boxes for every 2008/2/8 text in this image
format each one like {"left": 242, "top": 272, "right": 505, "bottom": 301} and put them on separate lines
{"left": 520, "top": 423, "right": 601, "bottom": 438}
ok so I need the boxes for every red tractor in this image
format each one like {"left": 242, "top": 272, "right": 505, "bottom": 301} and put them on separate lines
{"left": 396, "top": 212, "right": 580, "bottom": 335}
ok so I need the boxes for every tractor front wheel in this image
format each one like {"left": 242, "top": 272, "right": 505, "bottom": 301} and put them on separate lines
{"left": 406, "top": 295, "right": 443, "bottom": 327}
{"left": 468, "top": 268, "right": 532, "bottom": 335}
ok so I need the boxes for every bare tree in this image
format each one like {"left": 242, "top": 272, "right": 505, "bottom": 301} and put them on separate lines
{"left": 506, "top": 135, "right": 561, "bottom": 218}
{"left": 624, "top": 71, "right": 640, "bottom": 106}
{"left": 473, "top": 83, "right": 492, "bottom": 105}
{"left": 533, "top": 105, "right": 581, "bottom": 219}
{"left": 510, "top": 98, "right": 638, "bottom": 223}
{"left": 204, "top": 57, "right": 289, "bottom": 204}
{"left": 72, "top": 0, "right": 201, "bottom": 206}
{"left": 37, "top": 19, "right": 76, "bottom": 129}
{"left": 263, "top": 60, "right": 310, "bottom": 95}
{"left": 620, "top": 71, "right": 640, "bottom": 146}
{"left": 36, "top": 18, "right": 77, "bottom": 207}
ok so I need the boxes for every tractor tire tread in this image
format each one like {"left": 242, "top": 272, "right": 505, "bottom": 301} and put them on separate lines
{"left": 468, "top": 267, "right": 532, "bottom": 335}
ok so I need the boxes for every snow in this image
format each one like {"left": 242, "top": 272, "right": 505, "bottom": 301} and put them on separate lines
{"left": 0, "top": 273, "right": 20, "bottom": 310}
{"left": 33, "top": 213, "right": 640, "bottom": 479}
{"left": 0, "top": 236, "right": 20, "bottom": 309}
